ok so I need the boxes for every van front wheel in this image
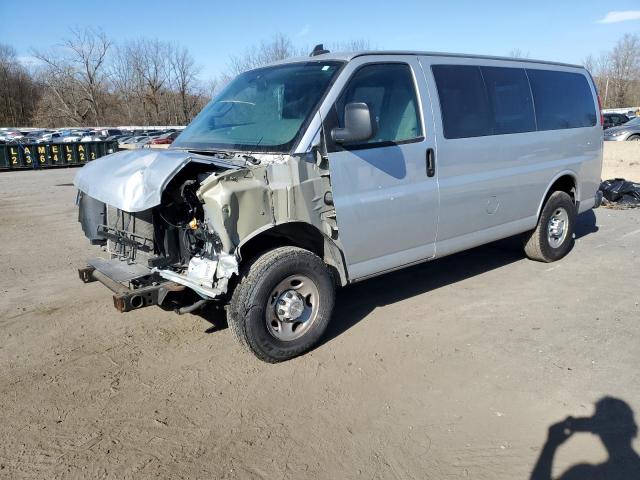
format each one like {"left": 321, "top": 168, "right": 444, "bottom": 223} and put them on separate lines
{"left": 228, "top": 246, "right": 335, "bottom": 362}
{"left": 524, "top": 191, "right": 576, "bottom": 262}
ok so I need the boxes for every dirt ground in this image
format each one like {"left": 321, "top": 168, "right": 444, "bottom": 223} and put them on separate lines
{"left": 602, "top": 142, "right": 640, "bottom": 180}
{"left": 1, "top": 167, "right": 639, "bottom": 480}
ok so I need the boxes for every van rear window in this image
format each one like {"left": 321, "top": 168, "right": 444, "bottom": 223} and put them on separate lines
{"left": 432, "top": 65, "right": 596, "bottom": 139}
{"left": 481, "top": 66, "right": 536, "bottom": 135}
{"left": 431, "top": 65, "right": 492, "bottom": 139}
{"left": 526, "top": 69, "right": 597, "bottom": 130}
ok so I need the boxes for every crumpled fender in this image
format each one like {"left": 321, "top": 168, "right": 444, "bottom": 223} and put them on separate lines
{"left": 73, "top": 148, "right": 238, "bottom": 212}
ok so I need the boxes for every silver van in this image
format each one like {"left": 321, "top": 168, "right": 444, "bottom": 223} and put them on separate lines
{"left": 75, "top": 49, "right": 603, "bottom": 362}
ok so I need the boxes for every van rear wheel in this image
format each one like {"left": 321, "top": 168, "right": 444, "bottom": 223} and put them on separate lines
{"left": 228, "top": 246, "right": 335, "bottom": 363}
{"left": 523, "top": 191, "right": 576, "bottom": 262}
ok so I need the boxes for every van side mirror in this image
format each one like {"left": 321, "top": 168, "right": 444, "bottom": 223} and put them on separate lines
{"left": 331, "top": 102, "right": 373, "bottom": 144}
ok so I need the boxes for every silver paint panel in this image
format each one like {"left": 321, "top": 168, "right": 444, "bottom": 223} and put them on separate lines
{"left": 418, "top": 55, "right": 603, "bottom": 255}
{"left": 325, "top": 56, "right": 439, "bottom": 280}
{"left": 315, "top": 54, "right": 602, "bottom": 282}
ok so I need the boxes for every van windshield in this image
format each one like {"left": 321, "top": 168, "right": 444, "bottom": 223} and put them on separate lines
{"left": 173, "top": 61, "right": 343, "bottom": 153}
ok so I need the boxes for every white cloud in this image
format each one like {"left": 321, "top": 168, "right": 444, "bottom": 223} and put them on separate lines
{"left": 16, "top": 55, "right": 43, "bottom": 67}
{"left": 598, "top": 10, "right": 640, "bottom": 24}
{"left": 297, "top": 24, "right": 310, "bottom": 37}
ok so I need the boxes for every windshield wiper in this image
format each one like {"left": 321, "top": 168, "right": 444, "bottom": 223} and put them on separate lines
{"left": 186, "top": 149, "right": 261, "bottom": 167}
{"left": 241, "top": 154, "right": 260, "bottom": 166}
{"left": 184, "top": 149, "right": 247, "bottom": 167}
{"left": 187, "top": 149, "right": 235, "bottom": 159}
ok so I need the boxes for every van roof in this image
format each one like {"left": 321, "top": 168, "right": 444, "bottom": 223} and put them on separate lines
{"left": 269, "top": 50, "right": 584, "bottom": 70}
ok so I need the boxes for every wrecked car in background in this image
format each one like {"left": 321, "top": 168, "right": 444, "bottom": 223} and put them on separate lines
{"left": 75, "top": 47, "right": 603, "bottom": 362}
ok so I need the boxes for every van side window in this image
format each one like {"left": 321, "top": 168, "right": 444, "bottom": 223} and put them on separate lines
{"left": 481, "top": 66, "right": 536, "bottom": 134}
{"left": 431, "top": 65, "right": 492, "bottom": 139}
{"left": 336, "top": 63, "right": 422, "bottom": 145}
{"left": 526, "top": 69, "right": 597, "bottom": 130}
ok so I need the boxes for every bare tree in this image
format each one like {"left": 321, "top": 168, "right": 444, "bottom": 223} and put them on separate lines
{"left": 33, "top": 28, "right": 111, "bottom": 126}
{"left": 64, "top": 28, "right": 111, "bottom": 123}
{"left": 203, "top": 77, "right": 220, "bottom": 99}
{"left": 169, "top": 44, "right": 202, "bottom": 124}
{"left": 109, "top": 39, "right": 208, "bottom": 126}
{"left": 0, "top": 44, "right": 42, "bottom": 126}
{"left": 110, "top": 45, "right": 139, "bottom": 124}
{"left": 225, "top": 33, "right": 304, "bottom": 79}
{"left": 606, "top": 34, "right": 640, "bottom": 107}
{"left": 14, "top": 31, "right": 382, "bottom": 128}
{"left": 32, "top": 65, "right": 92, "bottom": 126}
{"left": 583, "top": 53, "right": 610, "bottom": 101}
{"left": 508, "top": 48, "right": 530, "bottom": 59}
{"left": 329, "top": 39, "right": 372, "bottom": 51}
{"left": 220, "top": 35, "right": 374, "bottom": 86}
{"left": 124, "top": 39, "right": 172, "bottom": 124}
{"left": 585, "top": 34, "right": 640, "bottom": 108}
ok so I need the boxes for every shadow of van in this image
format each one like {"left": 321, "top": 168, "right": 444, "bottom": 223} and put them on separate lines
{"left": 319, "top": 209, "right": 598, "bottom": 346}
{"left": 349, "top": 144, "right": 408, "bottom": 179}
{"left": 200, "top": 210, "right": 599, "bottom": 341}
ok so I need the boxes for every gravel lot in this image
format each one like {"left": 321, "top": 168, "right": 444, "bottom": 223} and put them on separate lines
{"left": 1, "top": 168, "right": 639, "bottom": 479}
{"left": 601, "top": 142, "right": 640, "bottom": 180}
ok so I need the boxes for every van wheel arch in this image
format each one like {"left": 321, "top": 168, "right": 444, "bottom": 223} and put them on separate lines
{"left": 236, "top": 222, "right": 348, "bottom": 287}
{"left": 537, "top": 173, "right": 578, "bottom": 219}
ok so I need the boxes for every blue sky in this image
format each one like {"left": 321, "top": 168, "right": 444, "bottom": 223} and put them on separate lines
{"left": 1, "top": 0, "right": 639, "bottom": 80}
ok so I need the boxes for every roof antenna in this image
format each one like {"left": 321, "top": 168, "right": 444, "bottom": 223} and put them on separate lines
{"left": 310, "top": 44, "right": 330, "bottom": 57}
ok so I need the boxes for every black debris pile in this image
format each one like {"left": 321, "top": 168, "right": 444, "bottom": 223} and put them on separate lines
{"left": 600, "top": 178, "right": 640, "bottom": 209}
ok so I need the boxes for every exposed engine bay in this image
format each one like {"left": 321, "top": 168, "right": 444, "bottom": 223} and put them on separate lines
{"left": 78, "top": 162, "right": 239, "bottom": 306}
{"left": 74, "top": 146, "right": 343, "bottom": 313}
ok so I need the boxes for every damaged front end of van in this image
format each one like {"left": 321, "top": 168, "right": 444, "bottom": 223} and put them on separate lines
{"left": 74, "top": 60, "right": 347, "bottom": 318}
{"left": 74, "top": 144, "right": 342, "bottom": 313}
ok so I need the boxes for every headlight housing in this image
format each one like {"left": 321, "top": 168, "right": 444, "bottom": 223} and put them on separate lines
{"left": 607, "top": 130, "right": 627, "bottom": 137}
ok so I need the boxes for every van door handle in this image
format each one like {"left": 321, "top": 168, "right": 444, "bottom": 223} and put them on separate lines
{"left": 426, "top": 148, "right": 435, "bottom": 177}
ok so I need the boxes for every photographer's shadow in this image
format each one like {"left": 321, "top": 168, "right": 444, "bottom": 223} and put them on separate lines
{"left": 531, "top": 397, "right": 640, "bottom": 479}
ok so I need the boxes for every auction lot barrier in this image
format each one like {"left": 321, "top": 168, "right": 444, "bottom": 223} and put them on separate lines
{"left": 0, "top": 141, "right": 118, "bottom": 170}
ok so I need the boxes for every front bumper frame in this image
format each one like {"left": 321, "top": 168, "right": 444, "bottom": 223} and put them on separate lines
{"left": 78, "top": 265, "right": 185, "bottom": 312}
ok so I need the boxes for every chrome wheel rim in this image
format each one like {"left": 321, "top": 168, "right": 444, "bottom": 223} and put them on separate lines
{"left": 266, "top": 274, "right": 319, "bottom": 341}
{"left": 547, "top": 207, "right": 569, "bottom": 248}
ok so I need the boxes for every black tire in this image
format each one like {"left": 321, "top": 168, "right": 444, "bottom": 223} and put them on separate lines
{"left": 627, "top": 135, "right": 640, "bottom": 141}
{"left": 523, "top": 191, "right": 576, "bottom": 263}
{"left": 228, "top": 246, "right": 335, "bottom": 362}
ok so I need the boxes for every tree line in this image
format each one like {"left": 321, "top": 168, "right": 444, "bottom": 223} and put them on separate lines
{"left": 0, "top": 44, "right": 42, "bottom": 127}
{"left": 585, "top": 33, "right": 640, "bottom": 109}
{"left": 1, "top": 29, "right": 638, "bottom": 128}
{"left": 0, "top": 30, "right": 369, "bottom": 128}
{"left": 2, "top": 28, "right": 211, "bottom": 128}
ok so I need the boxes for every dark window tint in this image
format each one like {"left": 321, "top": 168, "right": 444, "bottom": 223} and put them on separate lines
{"left": 432, "top": 65, "right": 492, "bottom": 139}
{"left": 526, "top": 69, "right": 597, "bottom": 130}
{"left": 481, "top": 66, "right": 536, "bottom": 134}
{"left": 336, "top": 63, "right": 422, "bottom": 145}
{"left": 608, "top": 115, "right": 621, "bottom": 126}
{"left": 616, "top": 115, "right": 629, "bottom": 125}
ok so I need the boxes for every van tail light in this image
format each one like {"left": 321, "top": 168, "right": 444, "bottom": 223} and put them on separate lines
{"left": 597, "top": 94, "right": 604, "bottom": 126}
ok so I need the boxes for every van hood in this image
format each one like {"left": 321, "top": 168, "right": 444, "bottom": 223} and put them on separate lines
{"left": 73, "top": 148, "right": 241, "bottom": 212}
